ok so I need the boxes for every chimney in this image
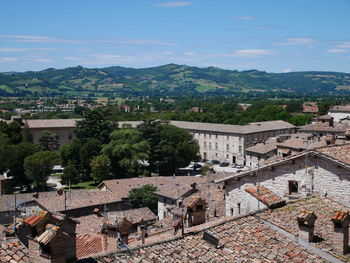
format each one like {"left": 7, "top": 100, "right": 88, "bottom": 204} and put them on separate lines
{"left": 297, "top": 211, "right": 317, "bottom": 242}
{"left": 345, "top": 129, "right": 350, "bottom": 141}
{"left": 326, "top": 134, "right": 336, "bottom": 145}
{"left": 331, "top": 211, "right": 350, "bottom": 255}
{"left": 92, "top": 208, "right": 103, "bottom": 217}
{"left": 116, "top": 217, "right": 132, "bottom": 245}
{"left": 329, "top": 117, "right": 334, "bottom": 127}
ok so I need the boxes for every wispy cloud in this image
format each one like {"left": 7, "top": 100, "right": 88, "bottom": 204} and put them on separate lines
{"left": 279, "top": 37, "right": 315, "bottom": 45}
{"left": 233, "top": 49, "right": 274, "bottom": 57}
{"left": 154, "top": 1, "right": 192, "bottom": 8}
{"left": 0, "top": 57, "right": 20, "bottom": 62}
{"left": 233, "top": 16, "right": 255, "bottom": 21}
{"left": 327, "top": 42, "right": 350, "bottom": 54}
{"left": 0, "top": 34, "right": 176, "bottom": 47}
{"left": 0, "top": 48, "right": 28, "bottom": 52}
{"left": 0, "top": 34, "right": 83, "bottom": 44}
{"left": 327, "top": 48, "right": 348, "bottom": 53}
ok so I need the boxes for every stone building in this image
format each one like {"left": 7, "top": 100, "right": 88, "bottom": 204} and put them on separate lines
{"left": 119, "top": 120, "right": 296, "bottom": 166}
{"left": 216, "top": 144, "right": 350, "bottom": 217}
{"left": 328, "top": 105, "right": 350, "bottom": 121}
{"left": 23, "top": 119, "right": 81, "bottom": 148}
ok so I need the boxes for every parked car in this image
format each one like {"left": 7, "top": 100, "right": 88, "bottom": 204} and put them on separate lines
{"left": 219, "top": 161, "right": 230, "bottom": 167}
{"left": 210, "top": 160, "right": 220, "bottom": 165}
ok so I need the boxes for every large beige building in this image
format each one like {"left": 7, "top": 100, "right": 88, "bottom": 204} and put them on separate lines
{"left": 120, "top": 120, "right": 296, "bottom": 166}
{"left": 171, "top": 120, "right": 296, "bottom": 165}
{"left": 24, "top": 119, "right": 81, "bottom": 149}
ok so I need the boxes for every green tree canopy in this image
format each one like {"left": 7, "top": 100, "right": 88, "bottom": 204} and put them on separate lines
{"left": 24, "top": 151, "right": 58, "bottom": 190}
{"left": 90, "top": 154, "right": 110, "bottom": 183}
{"left": 75, "top": 108, "right": 115, "bottom": 144}
{"left": 102, "top": 129, "right": 150, "bottom": 178}
{"left": 128, "top": 184, "right": 158, "bottom": 213}
{"left": 7, "top": 142, "right": 40, "bottom": 186}
{"left": 38, "top": 130, "right": 59, "bottom": 150}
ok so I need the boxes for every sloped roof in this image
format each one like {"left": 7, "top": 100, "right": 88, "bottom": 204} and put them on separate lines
{"left": 92, "top": 215, "right": 329, "bottom": 263}
{"left": 24, "top": 118, "right": 81, "bottom": 129}
{"left": 245, "top": 185, "right": 286, "bottom": 208}
{"left": 76, "top": 233, "right": 108, "bottom": 259}
{"left": 107, "top": 207, "right": 156, "bottom": 224}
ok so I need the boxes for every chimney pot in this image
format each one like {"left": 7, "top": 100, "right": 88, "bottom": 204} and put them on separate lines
{"left": 331, "top": 211, "right": 350, "bottom": 255}
{"left": 297, "top": 211, "right": 317, "bottom": 242}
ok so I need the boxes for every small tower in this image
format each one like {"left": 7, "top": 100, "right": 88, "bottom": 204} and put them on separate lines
{"left": 116, "top": 216, "right": 132, "bottom": 245}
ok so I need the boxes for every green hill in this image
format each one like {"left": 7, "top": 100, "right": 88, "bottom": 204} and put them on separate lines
{"left": 0, "top": 64, "right": 349, "bottom": 97}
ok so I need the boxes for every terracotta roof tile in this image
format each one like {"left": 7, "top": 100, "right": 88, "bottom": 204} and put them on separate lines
{"left": 0, "top": 241, "right": 28, "bottom": 263}
{"left": 76, "top": 233, "right": 108, "bottom": 259}
{"left": 331, "top": 211, "right": 349, "bottom": 222}
{"left": 245, "top": 185, "right": 286, "bottom": 208}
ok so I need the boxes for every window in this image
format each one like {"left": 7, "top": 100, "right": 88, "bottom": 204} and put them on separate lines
{"left": 239, "top": 146, "right": 242, "bottom": 152}
{"left": 226, "top": 154, "right": 229, "bottom": 159}
{"left": 209, "top": 134, "right": 212, "bottom": 139}
{"left": 288, "top": 181, "right": 299, "bottom": 194}
{"left": 237, "top": 203, "right": 241, "bottom": 214}
{"left": 209, "top": 142, "right": 212, "bottom": 149}
{"left": 226, "top": 144, "right": 229, "bottom": 151}
{"left": 215, "top": 143, "right": 218, "bottom": 150}
{"left": 196, "top": 205, "right": 203, "bottom": 210}
{"left": 68, "top": 134, "right": 73, "bottom": 140}
{"left": 204, "top": 134, "right": 206, "bottom": 138}
{"left": 230, "top": 208, "right": 234, "bottom": 216}
{"left": 227, "top": 135, "right": 229, "bottom": 140}
{"left": 215, "top": 134, "right": 218, "bottom": 139}
{"left": 215, "top": 153, "right": 218, "bottom": 157}
{"left": 204, "top": 142, "right": 207, "bottom": 149}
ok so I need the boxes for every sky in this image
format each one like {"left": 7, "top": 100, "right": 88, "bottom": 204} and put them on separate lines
{"left": 0, "top": 0, "right": 350, "bottom": 73}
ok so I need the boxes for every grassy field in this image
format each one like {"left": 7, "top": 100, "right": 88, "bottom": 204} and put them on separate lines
{"left": 64, "top": 181, "right": 98, "bottom": 190}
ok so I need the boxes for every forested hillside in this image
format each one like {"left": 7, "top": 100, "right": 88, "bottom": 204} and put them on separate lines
{"left": 1, "top": 64, "right": 349, "bottom": 97}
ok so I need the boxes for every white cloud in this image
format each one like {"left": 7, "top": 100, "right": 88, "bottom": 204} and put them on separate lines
{"left": 0, "top": 57, "right": 20, "bottom": 62}
{"left": 0, "top": 48, "right": 28, "bottom": 52}
{"left": 0, "top": 34, "right": 83, "bottom": 44}
{"left": 233, "top": 49, "right": 274, "bottom": 57}
{"left": 279, "top": 37, "right": 315, "bottom": 45}
{"left": 282, "top": 68, "right": 292, "bottom": 73}
{"left": 233, "top": 16, "right": 255, "bottom": 21}
{"left": 154, "top": 1, "right": 192, "bottom": 8}
{"left": 327, "top": 48, "right": 348, "bottom": 53}
{"left": 34, "top": 58, "right": 53, "bottom": 63}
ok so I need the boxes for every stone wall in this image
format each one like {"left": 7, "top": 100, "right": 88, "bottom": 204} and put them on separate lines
{"left": 225, "top": 155, "right": 350, "bottom": 216}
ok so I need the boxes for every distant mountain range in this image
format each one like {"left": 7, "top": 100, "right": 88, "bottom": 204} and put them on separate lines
{"left": 0, "top": 64, "right": 350, "bottom": 97}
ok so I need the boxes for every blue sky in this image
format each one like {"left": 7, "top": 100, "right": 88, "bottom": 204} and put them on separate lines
{"left": 0, "top": 0, "right": 349, "bottom": 72}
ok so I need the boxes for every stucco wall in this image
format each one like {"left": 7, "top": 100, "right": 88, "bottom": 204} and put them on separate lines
{"left": 224, "top": 156, "right": 350, "bottom": 216}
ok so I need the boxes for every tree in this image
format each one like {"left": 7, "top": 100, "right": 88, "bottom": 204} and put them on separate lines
{"left": 0, "top": 121, "right": 22, "bottom": 144}
{"left": 102, "top": 129, "right": 150, "bottom": 178}
{"left": 61, "top": 162, "right": 79, "bottom": 185}
{"left": 128, "top": 184, "right": 158, "bottom": 213}
{"left": 7, "top": 142, "right": 40, "bottom": 186}
{"left": 144, "top": 123, "right": 199, "bottom": 175}
{"left": 75, "top": 108, "right": 115, "bottom": 144}
{"left": 38, "top": 130, "right": 59, "bottom": 150}
{"left": 60, "top": 138, "right": 102, "bottom": 180}
{"left": 24, "top": 151, "right": 58, "bottom": 190}
{"left": 0, "top": 133, "right": 11, "bottom": 174}
{"left": 90, "top": 155, "right": 110, "bottom": 183}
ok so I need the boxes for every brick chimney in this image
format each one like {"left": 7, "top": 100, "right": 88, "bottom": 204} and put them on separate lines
{"left": 116, "top": 216, "right": 132, "bottom": 245}
{"left": 186, "top": 197, "right": 208, "bottom": 227}
{"left": 331, "top": 211, "right": 349, "bottom": 255}
{"left": 326, "top": 134, "right": 336, "bottom": 145}
{"left": 297, "top": 211, "right": 317, "bottom": 242}
{"left": 345, "top": 129, "right": 350, "bottom": 141}
{"left": 28, "top": 224, "right": 71, "bottom": 263}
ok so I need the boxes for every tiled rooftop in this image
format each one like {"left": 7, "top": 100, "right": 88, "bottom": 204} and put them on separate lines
{"left": 76, "top": 233, "right": 108, "bottom": 259}
{"left": 25, "top": 118, "right": 81, "bottom": 128}
{"left": 316, "top": 144, "right": 350, "bottom": 165}
{"left": 93, "top": 215, "right": 329, "bottom": 263}
{"left": 108, "top": 207, "right": 156, "bottom": 224}
{"left": 257, "top": 196, "right": 350, "bottom": 260}
{"left": 245, "top": 185, "right": 286, "bottom": 208}
{"left": 76, "top": 214, "right": 106, "bottom": 234}
{"left": 0, "top": 241, "right": 28, "bottom": 263}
